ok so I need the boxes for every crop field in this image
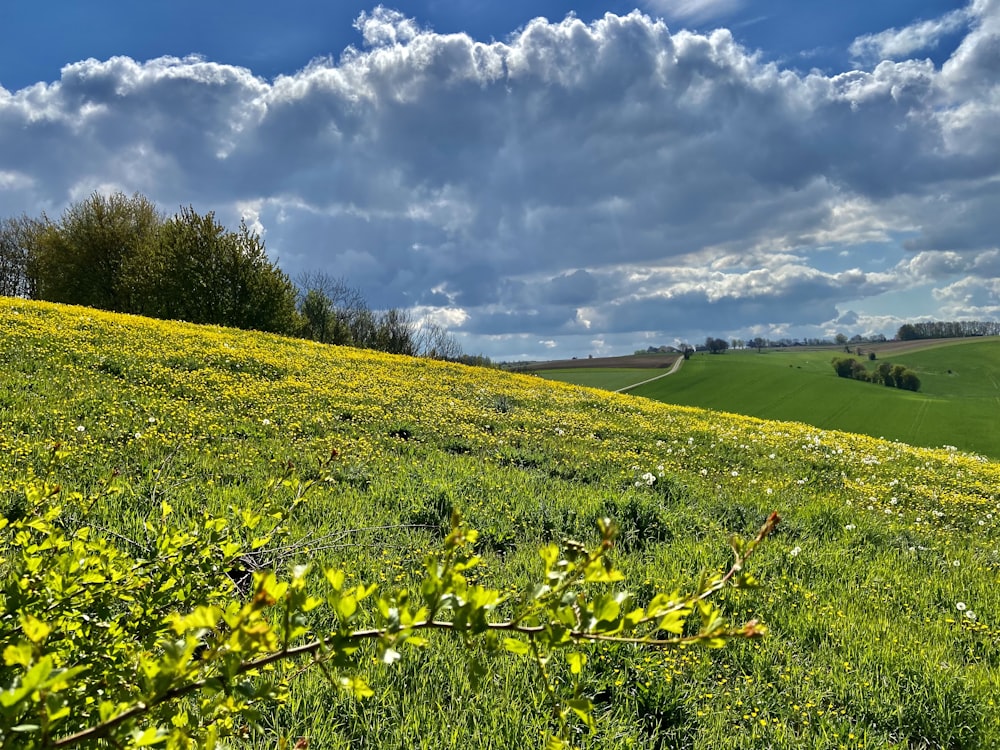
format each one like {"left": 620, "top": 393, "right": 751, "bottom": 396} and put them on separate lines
{"left": 531, "top": 367, "right": 665, "bottom": 391}
{"left": 2, "top": 298, "right": 1000, "bottom": 748}
{"left": 540, "top": 340, "right": 1000, "bottom": 459}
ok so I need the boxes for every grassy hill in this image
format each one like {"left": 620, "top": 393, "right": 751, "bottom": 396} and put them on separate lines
{"left": 2, "top": 298, "right": 1000, "bottom": 748}
{"left": 540, "top": 339, "right": 1000, "bottom": 458}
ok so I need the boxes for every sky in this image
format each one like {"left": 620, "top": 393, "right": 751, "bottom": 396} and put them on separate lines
{"left": 0, "top": 0, "right": 996, "bottom": 360}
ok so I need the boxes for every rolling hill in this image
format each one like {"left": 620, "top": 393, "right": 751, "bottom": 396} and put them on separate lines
{"left": 2, "top": 298, "right": 999, "bottom": 749}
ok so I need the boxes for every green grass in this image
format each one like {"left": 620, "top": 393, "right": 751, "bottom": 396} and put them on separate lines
{"left": 542, "top": 340, "right": 1000, "bottom": 458}
{"left": 533, "top": 367, "right": 668, "bottom": 390}
{"left": 3, "top": 299, "right": 1000, "bottom": 749}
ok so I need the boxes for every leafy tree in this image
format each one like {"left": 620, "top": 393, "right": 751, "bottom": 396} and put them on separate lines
{"left": 137, "top": 207, "right": 298, "bottom": 334}
{"left": 751, "top": 337, "right": 766, "bottom": 353}
{"left": 705, "top": 337, "right": 729, "bottom": 354}
{"left": 898, "top": 369, "right": 921, "bottom": 392}
{"left": 896, "top": 324, "right": 919, "bottom": 340}
{"left": 31, "top": 192, "right": 161, "bottom": 311}
{"left": 376, "top": 308, "right": 418, "bottom": 356}
{"left": 831, "top": 356, "right": 856, "bottom": 378}
{"left": 875, "top": 361, "right": 893, "bottom": 386}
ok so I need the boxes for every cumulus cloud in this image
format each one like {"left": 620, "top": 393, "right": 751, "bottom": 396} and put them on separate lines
{"left": 0, "top": 4, "right": 998, "bottom": 358}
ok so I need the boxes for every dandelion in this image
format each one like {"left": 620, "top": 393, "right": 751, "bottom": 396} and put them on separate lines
{"left": 845, "top": 524, "right": 856, "bottom": 531}
{"left": 965, "top": 611, "right": 977, "bottom": 621}
{"left": 147, "top": 417, "right": 157, "bottom": 424}
{"left": 956, "top": 602, "right": 967, "bottom": 611}
{"left": 636, "top": 472, "right": 656, "bottom": 486}
{"left": 76, "top": 425, "right": 85, "bottom": 433}
{"left": 554, "top": 428, "right": 564, "bottom": 436}
{"left": 765, "top": 488, "right": 773, "bottom": 495}
{"left": 262, "top": 419, "right": 271, "bottom": 426}
{"left": 790, "top": 546, "right": 802, "bottom": 557}
{"left": 731, "top": 470, "right": 739, "bottom": 477}
{"left": 953, "top": 560, "right": 961, "bottom": 567}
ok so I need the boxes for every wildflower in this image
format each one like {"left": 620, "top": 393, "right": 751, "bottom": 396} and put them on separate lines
{"left": 965, "top": 611, "right": 977, "bottom": 621}
{"left": 956, "top": 602, "right": 967, "bottom": 611}
{"left": 953, "top": 560, "right": 961, "bottom": 567}
{"left": 262, "top": 419, "right": 271, "bottom": 426}
{"left": 76, "top": 425, "right": 86, "bottom": 433}
{"left": 790, "top": 546, "right": 802, "bottom": 557}
{"left": 844, "top": 524, "right": 856, "bottom": 531}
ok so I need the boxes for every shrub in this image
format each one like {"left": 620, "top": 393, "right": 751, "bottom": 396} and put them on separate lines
{"left": 0, "top": 464, "right": 777, "bottom": 750}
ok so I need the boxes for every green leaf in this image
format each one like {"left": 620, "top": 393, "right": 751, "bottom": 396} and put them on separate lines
{"left": 567, "top": 652, "right": 586, "bottom": 675}
{"left": 503, "top": 638, "right": 531, "bottom": 656}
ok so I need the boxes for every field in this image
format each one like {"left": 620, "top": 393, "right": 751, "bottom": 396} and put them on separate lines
{"left": 2, "top": 299, "right": 1000, "bottom": 748}
{"left": 539, "top": 339, "right": 1000, "bottom": 458}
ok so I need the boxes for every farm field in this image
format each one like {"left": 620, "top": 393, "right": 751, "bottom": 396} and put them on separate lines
{"left": 541, "top": 339, "right": 1000, "bottom": 459}
{"left": 531, "top": 367, "right": 668, "bottom": 391}
{"left": 2, "top": 298, "right": 1000, "bottom": 749}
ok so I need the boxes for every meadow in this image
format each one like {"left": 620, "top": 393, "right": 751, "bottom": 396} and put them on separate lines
{"left": 2, "top": 298, "right": 1000, "bottom": 748}
{"left": 539, "top": 340, "right": 1000, "bottom": 459}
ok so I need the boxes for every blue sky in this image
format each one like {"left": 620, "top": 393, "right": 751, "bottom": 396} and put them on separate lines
{"left": 1, "top": 1, "right": 995, "bottom": 359}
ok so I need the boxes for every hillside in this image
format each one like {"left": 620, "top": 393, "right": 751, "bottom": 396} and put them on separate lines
{"left": 540, "top": 339, "right": 1000, "bottom": 458}
{"left": 2, "top": 298, "right": 1000, "bottom": 749}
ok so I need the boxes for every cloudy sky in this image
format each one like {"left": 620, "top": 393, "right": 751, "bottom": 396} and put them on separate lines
{"left": 1, "top": 1, "right": 996, "bottom": 360}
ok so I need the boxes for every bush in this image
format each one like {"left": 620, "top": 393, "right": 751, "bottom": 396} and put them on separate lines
{"left": 0, "top": 465, "right": 777, "bottom": 749}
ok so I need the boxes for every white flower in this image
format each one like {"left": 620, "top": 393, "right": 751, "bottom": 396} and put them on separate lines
{"left": 134, "top": 432, "right": 142, "bottom": 439}
{"left": 965, "top": 611, "right": 977, "bottom": 621}
{"left": 76, "top": 425, "right": 85, "bottom": 433}
{"left": 730, "top": 470, "right": 739, "bottom": 477}
{"left": 262, "top": 418, "right": 271, "bottom": 426}
{"left": 554, "top": 428, "right": 564, "bottom": 436}
{"left": 953, "top": 560, "right": 961, "bottom": 567}
{"left": 845, "top": 524, "right": 856, "bottom": 531}
{"left": 148, "top": 417, "right": 157, "bottom": 424}
{"left": 790, "top": 546, "right": 802, "bottom": 557}
{"left": 765, "top": 488, "right": 773, "bottom": 495}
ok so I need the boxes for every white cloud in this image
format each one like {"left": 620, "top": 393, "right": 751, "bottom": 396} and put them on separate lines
{"left": 0, "top": 7, "right": 998, "bottom": 358}
{"left": 850, "top": 9, "right": 971, "bottom": 66}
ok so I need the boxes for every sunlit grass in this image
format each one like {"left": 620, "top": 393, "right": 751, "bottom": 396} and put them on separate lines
{"left": 2, "top": 297, "right": 999, "bottom": 748}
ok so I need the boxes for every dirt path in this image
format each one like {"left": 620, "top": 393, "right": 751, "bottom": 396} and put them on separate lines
{"left": 615, "top": 355, "right": 685, "bottom": 392}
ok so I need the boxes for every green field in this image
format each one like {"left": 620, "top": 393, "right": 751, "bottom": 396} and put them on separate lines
{"left": 533, "top": 367, "right": 669, "bottom": 391}
{"left": 3, "top": 299, "right": 1000, "bottom": 749}
{"left": 541, "top": 339, "right": 1000, "bottom": 458}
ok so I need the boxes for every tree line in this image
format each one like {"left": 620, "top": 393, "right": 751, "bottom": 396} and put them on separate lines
{"left": 831, "top": 356, "right": 921, "bottom": 391}
{"left": 896, "top": 320, "right": 1000, "bottom": 340}
{"left": 0, "top": 192, "right": 485, "bottom": 364}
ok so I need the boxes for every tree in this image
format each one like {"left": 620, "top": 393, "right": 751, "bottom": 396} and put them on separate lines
{"left": 834, "top": 333, "right": 848, "bottom": 346}
{"left": 31, "top": 192, "right": 161, "bottom": 311}
{"left": 831, "top": 357, "right": 856, "bottom": 378}
{"left": 898, "top": 369, "right": 921, "bottom": 392}
{"left": 376, "top": 308, "right": 418, "bottom": 356}
{"left": 705, "top": 337, "right": 729, "bottom": 354}
{"left": 751, "top": 337, "right": 766, "bottom": 353}
{"left": 136, "top": 207, "right": 298, "bottom": 334}
{"left": 0, "top": 215, "right": 38, "bottom": 298}
{"left": 417, "top": 321, "right": 464, "bottom": 361}
{"left": 896, "top": 324, "right": 919, "bottom": 341}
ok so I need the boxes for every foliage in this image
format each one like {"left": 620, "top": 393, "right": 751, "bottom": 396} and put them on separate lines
{"left": 897, "top": 320, "right": 1000, "bottom": 340}
{"left": 704, "top": 337, "right": 729, "bottom": 354}
{"left": 831, "top": 357, "right": 920, "bottom": 391}
{"left": 0, "top": 451, "right": 776, "bottom": 749}
{"left": 3, "top": 193, "right": 298, "bottom": 335}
